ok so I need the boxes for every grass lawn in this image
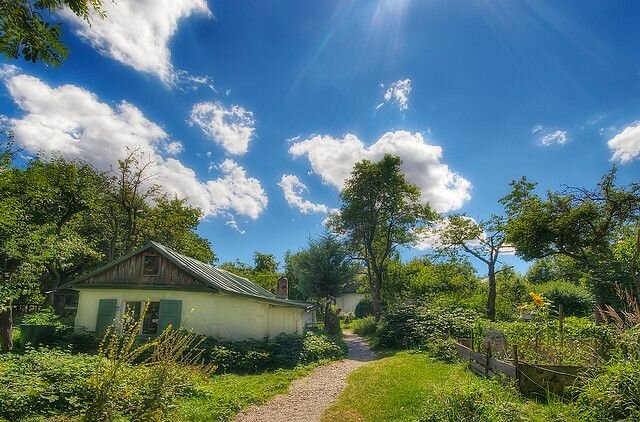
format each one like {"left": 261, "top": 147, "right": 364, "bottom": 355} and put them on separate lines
{"left": 171, "top": 364, "right": 317, "bottom": 421}
{"left": 322, "top": 352, "right": 581, "bottom": 422}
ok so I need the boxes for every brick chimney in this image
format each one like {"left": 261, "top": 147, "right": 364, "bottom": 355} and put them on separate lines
{"left": 276, "top": 276, "right": 289, "bottom": 299}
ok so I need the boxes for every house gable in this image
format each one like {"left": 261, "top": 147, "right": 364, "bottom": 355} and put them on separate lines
{"left": 75, "top": 248, "right": 208, "bottom": 290}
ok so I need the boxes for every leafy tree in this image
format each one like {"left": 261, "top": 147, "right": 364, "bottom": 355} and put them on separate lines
{"left": 291, "top": 233, "right": 358, "bottom": 334}
{"left": 293, "top": 234, "right": 358, "bottom": 302}
{"left": 436, "top": 214, "right": 511, "bottom": 321}
{"left": 253, "top": 252, "right": 279, "bottom": 273}
{"left": 218, "top": 254, "right": 281, "bottom": 293}
{"left": 283, "top": 250, "right": 307, "bottom": 300}
{"left": 1, "top": 0, "right": 105, "bottom": 66}
{"left": 330, "top": 154, "right": 436, "bottom": 319}
{"left": 525, "top": 255, "right": 585, "bottom": 285}
{"left": 501, "top": 169, "right": 640, "bottom": 307}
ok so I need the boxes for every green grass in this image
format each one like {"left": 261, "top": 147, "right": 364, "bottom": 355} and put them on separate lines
{"left": 322, "top": 352, "right": 581, "bottom": 422}
{"left": 171, "top": 364, "right": 318, "bottom": 421}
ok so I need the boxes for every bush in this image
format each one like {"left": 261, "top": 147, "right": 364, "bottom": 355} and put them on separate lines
{"left": 355, "top": 298, "right": 373, "bottom": 318}
{"left": 20, "top": 307, "right": 66, "bottom": 328}
{"left": 577, "top": 359, "right": 640, "bottom": 421}
{"left": 205, "top": 331, "right": 347, "bottom": 373}
{"left": 423, "top": 337, "right": 458, "bottom": 363}
{"left": 0, "top": 349, "right": 97, "bottom": 420}
{"left": 538, "top": 281, "right": 594, "bottom": 317}
{"left": 375, "top": 303, "right": 478, "bottom": 350}
{"left": 352, "top": 316, "right": 377, "bottom": 336}
{"left": 417, "top": 380, "right": 527, "bottom": 422}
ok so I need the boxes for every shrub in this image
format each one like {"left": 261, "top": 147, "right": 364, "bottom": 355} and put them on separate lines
{"left": 0, "top": 349, "right": 97, "bottom": 420}
{"left": 423, "top": 337, "right": 458, "bottom": 363}
{"left": 577, "top": 359, "right": 640, "bottom": 421}
{"left": 206, "top": 331, "right": 346, "bottom": 373}
{"left": 352, "top": 316, "right": 377, "bottom": 336}
{"left": 355, "top": 298, "right": 373, "bottom": 318}
{"left": 375, "top": 303, "right": 478, "bottom": 350}
{"left": 538, "top": 281, "right": 594, "bottom": 317}
{"left": 417, "top": 379, "right": 526, "bottom": 421}
{"left": 20, "top": 307, "right": 66, "bottom": 328}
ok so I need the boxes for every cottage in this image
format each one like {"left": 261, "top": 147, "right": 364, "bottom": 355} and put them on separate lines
{"left": 63, "top": 242, "right": 317, "bottom": 341}
{"left": 334, "top": 281, "right": 367, "bottom": 315}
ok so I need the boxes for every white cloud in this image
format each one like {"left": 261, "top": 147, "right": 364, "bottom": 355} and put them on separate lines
{"left": 608, "top": 122, "right": 640, "bottom": 163}
{"left": 289, "top": 131, "right": 471, "bottom": 213}
{"left": 278, "top": 174, "right": 329, "bottom": 214}
{"left": 189, "top": 102, "right": 256, "bottom": 155}
{"left": 531, "top": 124, "right": 543, "bottom": 134}
{"left": 377, "top": 79, "right": 412, "bottom": 111}
{"left": 539, "top": 130, "right": 569, "bottom": 146}
{"left": 225, "top": 215, "right": 246, "bottom": 234}
{"left": 2, "top": 68, "right": 267, "bottom": 219}
{"left": 64, "top": 0, "right": 211, "bottom": 85}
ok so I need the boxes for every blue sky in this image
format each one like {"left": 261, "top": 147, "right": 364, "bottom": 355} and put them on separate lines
{"left": 1, "top": 0, "right": 639, "bottom": 274}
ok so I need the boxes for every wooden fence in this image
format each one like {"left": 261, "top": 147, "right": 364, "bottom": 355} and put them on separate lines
{"left": 455, "top": 340, "right": 586, "bottom": 397}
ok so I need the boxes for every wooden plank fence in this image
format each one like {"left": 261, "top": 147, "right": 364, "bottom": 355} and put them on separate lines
{"left": 455, "top": 341, "right": 585, "bottom": 397}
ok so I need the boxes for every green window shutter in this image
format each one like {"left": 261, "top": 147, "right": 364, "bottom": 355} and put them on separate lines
{"left": 158, "top": 300, "right": 182, "bottom": 333}
{"left": 96, "top": 299, "right": 117, "bottom": 338}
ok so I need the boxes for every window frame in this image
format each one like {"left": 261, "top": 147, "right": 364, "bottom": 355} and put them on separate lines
{"left": 142, "top": 255, "right": 160, "bottom": 276}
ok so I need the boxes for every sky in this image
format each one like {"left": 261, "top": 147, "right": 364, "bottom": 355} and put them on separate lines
{"left": 0, "top": 0, "right": 639, "bottom": 275}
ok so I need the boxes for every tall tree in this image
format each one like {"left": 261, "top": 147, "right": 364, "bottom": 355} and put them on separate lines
{"left": 1, "top": 0, "right": 105, "bottom": 66}
{"left": 436, "top": 214, "right": 510, "bottom": 321}
{"left": 294, "top": 234, "right": 358, "bottom": 302}
{"left": 330, "top": 154, "right": 436, "bottom": 319}
{"left": 501, "top": 169, "right": 640, "bottom": 307}
{"left": 292, "top": 233, "right": 358, "bottom": 333}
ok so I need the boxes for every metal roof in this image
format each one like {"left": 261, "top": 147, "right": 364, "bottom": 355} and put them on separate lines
{"left": 64, "top": 241, "right": 316, "bottom": 310}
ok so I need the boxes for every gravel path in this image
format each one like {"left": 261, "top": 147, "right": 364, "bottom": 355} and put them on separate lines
{"left": 234, "top": 332, "right": 376, "bottom": 422}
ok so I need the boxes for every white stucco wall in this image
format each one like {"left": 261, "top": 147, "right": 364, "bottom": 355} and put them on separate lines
{"left": 74, "top": 288, "right": 310, "bottom": 341}
{"left": 335, "top": 293, "right": 366, "bottom": 314}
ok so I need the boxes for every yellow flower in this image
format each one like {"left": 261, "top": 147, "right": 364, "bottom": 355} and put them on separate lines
{"left": 529, "top": 291, "right": 544, "bottom": 307}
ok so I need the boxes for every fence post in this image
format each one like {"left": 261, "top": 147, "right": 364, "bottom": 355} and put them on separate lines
{"left": 559, "top": 304, "right": 564, "bottom": 364}
{"left": 485, "top": 343, "right": 491, "bottom": 376}
{"left": 513, "top": 344, "right": 520, "bottom": 390}
{"left": 471, "top": 331, "right": 475, "bottom": 352}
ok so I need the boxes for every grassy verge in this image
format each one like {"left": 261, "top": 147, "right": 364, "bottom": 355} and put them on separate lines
{"left": 322, "top": 352, "right": 580, "bottom": 422}
{"left": 171, "top": 364, "right": 319, "bottom": 421}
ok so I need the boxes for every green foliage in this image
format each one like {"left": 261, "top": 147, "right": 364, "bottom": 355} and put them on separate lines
{"left": 423, "top": 337, "right": 459, "bottom": 363}
{"left": 20, "top": 307, "right": 66, "bottom": 328}
{"left": 0, "top": 348, "right": 97, "bottom": 420}
{"left": 323, "top": 351, "right": 579, "bottom": 422}
{"left": 205, "top": 331, "right": 346, "bottom": 374}
{"left": 292, "top": 233, "right": 358, "bottom": 301}
{"left": 375, "top": 303, "right": 478, "bottom": 350}
{"left": 538, "top": 281, "right": 594, "bottom": 317}
{"left": 352, "top": 316, "right": 377, "bottom": 336}
{"left": 526, "top": 256, "right": 585, "bottom": 285}
{"left": 0, "top": 0, "right": 105, "bottom": 66}
{"left": 501, "top": 169, "right": 640, "bottom": 307}
{"left": 355, "top": 297, "right": 374, "bottom": 318}
{"left": 475, "top": 317, "right": 615, "bottom": 365}
{"left": 330, "top": 154, "right": 437, "bottom": 318}
{"left": 253, "top": 252, "right": 279, "bottom": 273}
{"left": 577, "top": 359, "right": 640, "bottom": 421}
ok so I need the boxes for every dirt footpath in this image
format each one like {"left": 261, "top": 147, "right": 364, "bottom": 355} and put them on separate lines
{"left": 233, "top": 333, "right": 376, "bottom": 422}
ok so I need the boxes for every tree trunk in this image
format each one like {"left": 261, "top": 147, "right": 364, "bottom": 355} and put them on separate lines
{"left": 487, "top": 263, "right": 497, "bottom": 321}
{"left": 0, "top": 304, "right": 13, "bottom": 352}
{"left": 43, "top": 265, "right": 61, "bottom": 309}
{"left": 371, "top": 270, "right": 384, "bottom": 321}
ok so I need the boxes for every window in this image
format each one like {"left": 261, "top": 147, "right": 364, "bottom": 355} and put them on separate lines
{"left": 124, "top": 301, "right": 142, "bottom": 320}
{"left": 142, "top": 302, "right": 160, "bottom": 334}
{"left": 143, "top": 255, "right": 160, "bottom": 276}
{"left": 122, "top": 301, "right": 160, "bottom": 335}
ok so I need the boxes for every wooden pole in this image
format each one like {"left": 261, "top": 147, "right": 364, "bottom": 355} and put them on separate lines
{"left": 559, "top": 304, "right": 564, "bottom": 364}
{"left": 513, "top": 344, "right": 520, "bottom": 392}
{"left": 485, "top": 343, "right": 491, "bottom": 376}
